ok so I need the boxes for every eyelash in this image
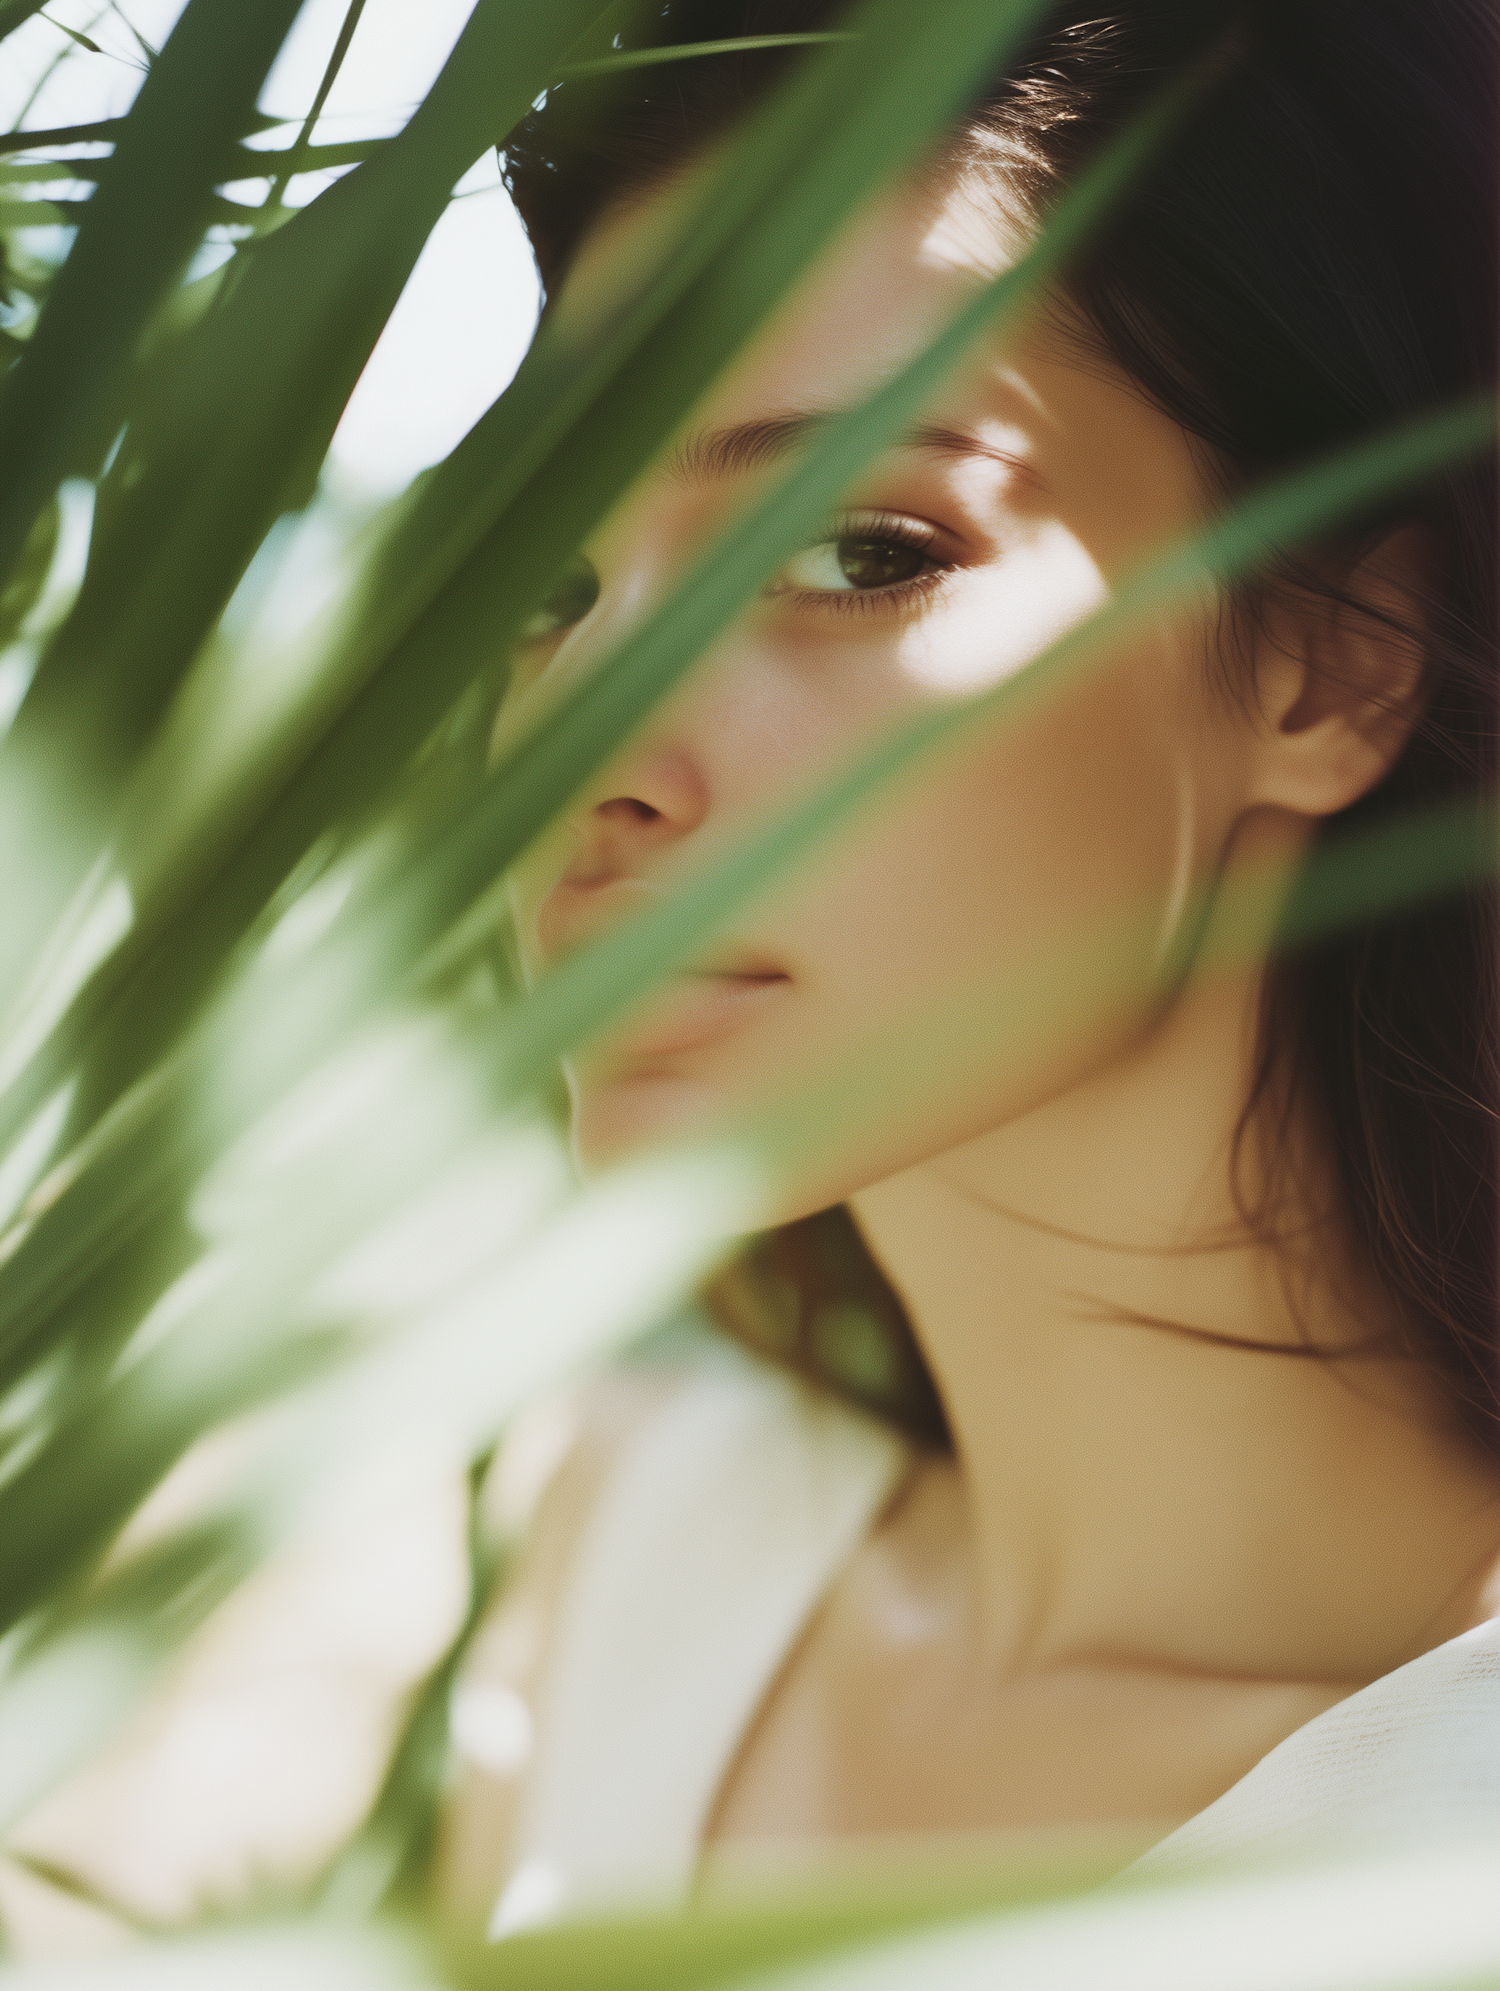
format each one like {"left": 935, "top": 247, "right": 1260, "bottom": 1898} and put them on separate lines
{"left": 515, "top": 510, "right": 957, "bottom": 657}
{"left": 770, "top": 510, "right": 956, "bottom": 619}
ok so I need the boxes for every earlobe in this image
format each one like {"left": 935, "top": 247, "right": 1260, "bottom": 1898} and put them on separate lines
{"left": 1244, "top": 524, "right": 1440, "bottom": 820}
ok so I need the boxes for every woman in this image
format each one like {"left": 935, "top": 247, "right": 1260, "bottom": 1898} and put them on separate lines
{"left": 437, "top": 0, "right": 1500, "bottom": 1937}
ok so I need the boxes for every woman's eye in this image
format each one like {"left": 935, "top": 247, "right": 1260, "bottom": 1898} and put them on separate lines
{"left": 772, "top": 522, "right": 939, "bottom": 599}
{"left": 519, "top": 558, "right": 600, "bottom": 640}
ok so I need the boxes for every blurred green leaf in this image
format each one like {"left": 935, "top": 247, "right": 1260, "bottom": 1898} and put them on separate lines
{"left": 483, "top": 395, "right": 1495, "bottom": 1102}
{"left": 0, "top": 62, "right": 1486, "bottom": 1449}
{"left": 0, "top": 0, "right": 622, "bottom": 1050}
{"left": 0, "top": 137, "right": 387, "bottom": 186}
{"left": 0, "top": 0, "right": 1051, "bottom": 1178}
{"left": 0, "top": 1508, "right": 261, "bottom": 1833}
{"left": 0, "top": 6, "right": 1491, "bottom": 1972}
{"left": 0, "top": 0, "right": 306, "bottom": 585}
{"left": 437, "top": 1851, "right": 1141, "bottom": 1991}
{"left": 37, "top": 17, "right": 103, "bottom": 56}
{"left": 260, "top": 0, "right": 370, "bottom": 211}
{"left": 0, "top": 159, "right": 104, "bottom": 182}
{"left": 112, "top": 6, "right": 160, "bottom": 65}
{"left": 0, "top": 111, "right": 289, "bottom": 154}
{"left": 564, "top": 32, "right": 854, "bottom": 77}
{"left": 0, "top": 498, "right": 58, "bottom": 651}
{"left": 0, "top": 0, "right": 51, "bottom": 46}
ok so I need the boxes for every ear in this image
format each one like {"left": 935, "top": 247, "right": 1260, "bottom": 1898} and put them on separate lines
{"left": 1244, "top": 525, "right": 1442, "bottom": 818}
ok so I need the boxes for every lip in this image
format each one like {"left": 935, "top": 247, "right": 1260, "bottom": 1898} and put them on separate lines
{"left": 532, "top": 877, "right": 792, "bottom": 1058}
{"left": 604, "top": 969, "right": 792, "bottom": 1058}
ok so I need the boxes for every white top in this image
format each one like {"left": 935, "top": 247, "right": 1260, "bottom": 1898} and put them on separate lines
{"left": 489, "top": 1345, "right": 1500, "bottom": 1937}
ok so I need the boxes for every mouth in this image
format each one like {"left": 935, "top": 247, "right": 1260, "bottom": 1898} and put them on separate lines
{"left": 531, "top": 878, "right": 793, "bottom": 1059}
{"left": 596, "top": 965, "right": 792, "bottom": 1060}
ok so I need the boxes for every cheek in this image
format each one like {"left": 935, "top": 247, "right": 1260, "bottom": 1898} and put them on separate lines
{"left": 899, "top": 521, "right": 1110, "bottom": 697}
{"left": 804, "top": 664, "right": 1186, "bottom": 969}
{"left": 752, "top": 643, "right": 1211, "bottom": 1168}
{"left": 506, "top": 827, "right": 572, "bottom": 987}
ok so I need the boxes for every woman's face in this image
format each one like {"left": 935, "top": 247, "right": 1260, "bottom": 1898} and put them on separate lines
{"left": 506, "top": 174, "right": 1265, "bottom": 1204}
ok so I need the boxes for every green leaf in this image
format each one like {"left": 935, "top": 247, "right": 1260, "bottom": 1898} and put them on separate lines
{"left": 438, "top": 1837, "right": 1500, "bottom": 1991}
{"left": 0, "top": 1509, "right": 261, "bottom": 1832}
{"left": 161, "top": 51, "right": 1213, "bottom": 1116}
{"left": 0, "top": 109, "right": 287, "bottom": 153}
{"left": 110, "top": 4, "right": 159, "bottom": 64}
{"left": 38, "top": 14, "right": 103, "bottom": 55}
{"left": 4, "top": 54, "right": 1484, "bottom": 1392}
{"left": 0, "top": 159, "right": 103, "bottom": 182}
{"left": 563, "top": 32, "right": 855, "bottom": 77}
{"left": 0, "top": 0, "right": 1051, "bottom": 1177}
{"left": 0, "top": 0, "right": 50, "bottom": 46}
{"left": 0, "top": 0, "right": 622, "bottom": 1049}
{"left": 0, "top": 0, "right": 307, "bottom": 588}
{"left": 0, "top": 194, "right": 72, "bottom": 223}
{"left": 260, "top": 0, "right": 371, "bottom": 208}
{"left": 481, "top": 396, "right": 1496, "bottom": 1102}
{"left": 0, "top": 115, "right": 126, "bottom": 151}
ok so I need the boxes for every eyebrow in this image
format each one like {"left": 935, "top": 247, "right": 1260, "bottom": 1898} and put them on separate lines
{"left": 664, "top": 409, "right": 1031, "bottom": 484}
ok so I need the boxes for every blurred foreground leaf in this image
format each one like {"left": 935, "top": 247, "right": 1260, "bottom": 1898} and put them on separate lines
{"left": 0, "top": 3, "right": 1492, "bottom": 1978}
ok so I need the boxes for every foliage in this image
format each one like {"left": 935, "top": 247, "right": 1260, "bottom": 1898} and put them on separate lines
{"left": 0, "top": 0, "right": 1493, "bottom": 1984}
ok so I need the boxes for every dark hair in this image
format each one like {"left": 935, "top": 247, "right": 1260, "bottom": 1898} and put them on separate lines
{"left": 504, "top": 1, "right": 1500, "bottom": 1450}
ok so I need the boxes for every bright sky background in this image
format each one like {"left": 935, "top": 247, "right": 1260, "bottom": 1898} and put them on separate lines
{"left": 3, "top": 0, "right": 544, "bottom": 497}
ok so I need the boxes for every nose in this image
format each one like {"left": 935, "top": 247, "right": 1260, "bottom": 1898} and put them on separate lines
{"left": 564, "top": 743, "right": 710, "bottom": 888}
{"left": 515, "top": 526, "right": 724, "bottom": 889}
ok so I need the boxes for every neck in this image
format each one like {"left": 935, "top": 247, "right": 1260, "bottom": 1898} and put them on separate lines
{"left": 848, "top": 962, "right": 1500, "bottom": 1688}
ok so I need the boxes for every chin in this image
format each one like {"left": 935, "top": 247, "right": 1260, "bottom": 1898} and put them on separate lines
{"left": 568, "top": 1071, "right": 725, "bottom": 1174}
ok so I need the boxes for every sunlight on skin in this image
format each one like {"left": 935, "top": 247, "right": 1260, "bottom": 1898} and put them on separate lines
{"left": 499, "top": 166, "right": 1500, "bottom": 1855}
{"left": 504, "top": 172, "right": 1266, "bottom": 1184}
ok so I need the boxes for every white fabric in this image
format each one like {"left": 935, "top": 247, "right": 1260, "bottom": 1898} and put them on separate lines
{"left": 1133, "top": 1614, "right": 1500, "bottom": 1877}
{"left": 491, "top": 1348, "right": 1500, "bottom": 1936}
{"left": 493, "top": 1350, "right": 907, "bottom": 1934}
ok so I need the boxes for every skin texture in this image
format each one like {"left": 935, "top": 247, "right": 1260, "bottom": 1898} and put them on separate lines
{"left": 473, "top": 170, "right": 1500, "bottom": 1891}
